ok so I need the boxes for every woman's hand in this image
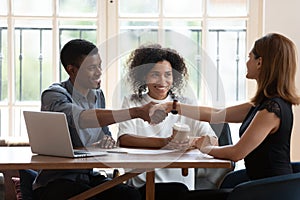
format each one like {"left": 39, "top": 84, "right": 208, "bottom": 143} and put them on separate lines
{"left": 164, "top": 138, "right": 190, "bottom": 151}
{"left": 92, "top": 135, "right": 117, "bottom": 149}
{"left": 192, "top": 135, "right": 218, "bottom": 154}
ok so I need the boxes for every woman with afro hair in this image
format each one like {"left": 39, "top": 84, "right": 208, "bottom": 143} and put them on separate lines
{"left": 117, "top": 44, "right": 216, "bottom": 200}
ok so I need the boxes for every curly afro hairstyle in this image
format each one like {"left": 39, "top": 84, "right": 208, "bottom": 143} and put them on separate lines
{"left": 126, "top": 44, "right": 188, "bottom": 100}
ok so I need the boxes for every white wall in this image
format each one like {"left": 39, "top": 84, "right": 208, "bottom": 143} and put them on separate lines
{"left": 264, "top": 0, "right": 300, "bottom": 161}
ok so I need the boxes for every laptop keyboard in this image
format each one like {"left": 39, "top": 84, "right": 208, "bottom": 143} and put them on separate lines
{"left": 74, "top": 150, "right": 90, "bottom": 155}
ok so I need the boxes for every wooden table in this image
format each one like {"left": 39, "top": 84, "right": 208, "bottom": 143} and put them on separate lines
{"left": 0, "top": 146, "right": 232, "bottom": 200}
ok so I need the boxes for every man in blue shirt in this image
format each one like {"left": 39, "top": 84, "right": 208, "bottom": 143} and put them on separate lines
{"left": 32, "top": 39, "right": 155, "bottom": 200}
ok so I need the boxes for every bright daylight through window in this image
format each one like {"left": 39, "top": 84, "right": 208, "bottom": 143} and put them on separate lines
{"left": 0, "top": 0, "right": 259, "bottom": 145}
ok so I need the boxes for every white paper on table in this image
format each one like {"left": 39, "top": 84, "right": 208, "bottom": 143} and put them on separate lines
{"left": 106, "top": 147, "right": 178, "bottom": 155}
{"left": 185, "top": 149, "right": 213, "bottom": 158}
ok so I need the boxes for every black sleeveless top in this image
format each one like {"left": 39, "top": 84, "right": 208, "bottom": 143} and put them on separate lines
{"left": 239, "top": 97, "right": 293, "bottom": 180}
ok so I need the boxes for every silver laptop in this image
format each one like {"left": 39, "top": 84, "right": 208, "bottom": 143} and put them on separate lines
{"left": 23, "top": 111, "right": 107, "bottom": 158}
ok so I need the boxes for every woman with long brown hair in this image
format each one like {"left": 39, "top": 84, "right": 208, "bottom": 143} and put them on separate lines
{"left": 152, "top": 33, "right": 300, "bottom": 199}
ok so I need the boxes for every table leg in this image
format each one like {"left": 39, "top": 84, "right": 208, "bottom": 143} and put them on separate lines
{"left": 146, "top": 170, "right": 155, "bottom": 200}
{"left": 182, "top": 168, "right": 188, "bottom": 176}
{"left": 69, "top": 171, "right": 142, "bottom": 200}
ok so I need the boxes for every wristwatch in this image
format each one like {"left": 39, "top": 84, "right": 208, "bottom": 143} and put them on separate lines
{"left": 171, "top": 99, "right": 178, "bottom": 114}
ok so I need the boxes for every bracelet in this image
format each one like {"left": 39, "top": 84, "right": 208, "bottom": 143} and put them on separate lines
{"left": 171, "top": 99, "right": 178, "bottom": 114}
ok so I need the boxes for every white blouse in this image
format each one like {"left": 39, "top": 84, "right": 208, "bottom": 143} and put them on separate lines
{"left": 118, "top": 94, "right": 216, "bottom": 190}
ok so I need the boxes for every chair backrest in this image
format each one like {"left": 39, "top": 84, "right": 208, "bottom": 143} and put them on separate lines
{"left": 210, "top": 123, "right": 236, "bottom": 172}
{"left": 210, "top": 123, "right": 232, "bottom": 146}
{"left": 220, "top": 161, "right": 300, "bottom": 189}
{"left": 291, "top": 161, "right": 300, "bottom": 173}
{"left": 219, "top": 168, "right": 250, "bottom": 189}
{"left": 194, "top": 123, "right": 235, "bottom": 189}
{"left": 227, "top": 172, "right": 300, "bottom": 200}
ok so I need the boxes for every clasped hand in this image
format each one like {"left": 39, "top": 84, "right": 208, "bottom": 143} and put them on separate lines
{"left": 149, "top": 104, "right": 168, "bottom": 124}
{"left": 190, "top": 135, "right": 218, "bottom": 154}
{"left": 164, "top": 134, "right": 218, "bottom": 153}
{"left": 92, "top": 135, "right": 117, "bottom": 149}
{"left": 164, "top": 137, "right": 191, "bottom": 151}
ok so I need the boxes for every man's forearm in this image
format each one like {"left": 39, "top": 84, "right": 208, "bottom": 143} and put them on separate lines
{"left": 79, "top": 107, "right": 145, "bottom": 128}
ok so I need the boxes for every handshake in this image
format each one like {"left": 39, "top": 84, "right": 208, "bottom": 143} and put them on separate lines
{"left": 136, "top": 100, "right": 178, "bottom": 125}
{"left": 148, "top": 102, "right": 172, "bottom": 125}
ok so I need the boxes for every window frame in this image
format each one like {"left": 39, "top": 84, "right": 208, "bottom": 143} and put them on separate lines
{"left": 0, "top": 0, "right": 263, "bottom": 140}
{"left": 104, "top": 0, "right": 263, "bottom": 107}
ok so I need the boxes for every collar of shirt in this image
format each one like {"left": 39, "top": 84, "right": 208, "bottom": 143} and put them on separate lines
{"left": 144, "top": 93, "right": 173, "bottom": 103}
{"left": 65, "top": 79, "right": 98, "bottom": 108}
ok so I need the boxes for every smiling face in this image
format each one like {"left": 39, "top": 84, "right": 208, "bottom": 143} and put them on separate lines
{"left": 69, "top": 54, "right": 102, "bottom": 96}
{"left": 145, "top": 60, "right": 173, "bottom": 100}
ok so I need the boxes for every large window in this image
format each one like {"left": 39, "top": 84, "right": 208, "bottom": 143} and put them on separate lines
{"left": 0, "top": 0, "right": 262, "bottom": 142}
{"left": 109, "top": 0, "right": 249, "bottom": 108}
{"left": 0, "top": 0, "right": 100, "bottom": 139}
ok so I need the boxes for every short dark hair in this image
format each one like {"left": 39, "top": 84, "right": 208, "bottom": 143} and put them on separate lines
{"left": 60, "top": 39, "right": 98, "bottom": 71}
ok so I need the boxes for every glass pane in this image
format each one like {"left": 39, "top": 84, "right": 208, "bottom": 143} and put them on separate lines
{"left": 13, "top": 0, "right": 52, "bottom": 16}
{"left": 207, "top": 0, "right": 248, "bottom": 17}
{"left": 163, "top": 0, "right": 203, "bottom": 17}
{"left": 117, "top": 21, "right": 159, "bottom": 100}
{"left": 59, "top": 20, "right": 97, "bottom": 81}
{"left": 119, "top": 20, "right": 158, "bottom": 73}
{"left": 0, "top": 108, "right": 9, "bottom": 138}
{"left": 205, "top": 20, "right": 247, "bottom": 104}
{"left": 59, "top": 0, "right": 97, "bottom": 16}
{"left": 14, "top": 20, "right": 53, "bottom": 101}
{"left": 119, "top": 0, "right": 159, "bottom": 17}
{"left": 0, "top": 0, "right": 7, "bottom": 15}
{"left": 13, "top": 107, "right": 32, "bottom": 138}
{"left": 163, "top": 20, "right": 202, "bottom": 45}
{"left": 119, "top": 20, "right": 159, "bottom": 48}
{"left": 163, "top": 20, "right": 202, "bottom": 98}
{"left": 0, "top": 21, "right": 7, "bottom": 102}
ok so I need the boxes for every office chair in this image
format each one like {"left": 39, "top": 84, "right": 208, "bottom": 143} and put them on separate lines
{"left": 219, "top": 162, "right": 300, "bottom": 199}
{"left": 18, "top": 169, "right": 37, "bottom": 200}
{"left": 18, "top": 168, "right": 121, "bottom": 200}
{"left": 226, "top": 171, "right": 300, "bottom": 200}
{"left": 220, "top": 161, "right": 300, "bottom": 189}
{"left": 188, "top": 162, "right": 300, "bottom": 200}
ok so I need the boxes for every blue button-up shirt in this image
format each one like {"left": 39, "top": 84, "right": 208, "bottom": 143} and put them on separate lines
{"left": 33, "top": 79, "right": 111, "bottom": 190}
{"left": 41, "top": 79, "right": 111, "bottom": 147}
